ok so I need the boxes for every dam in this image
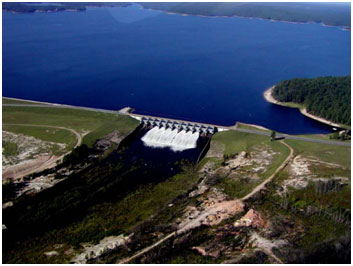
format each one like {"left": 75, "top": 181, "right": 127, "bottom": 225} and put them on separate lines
{"left": 139, "top": 117, "right": 217, "bottom": 152}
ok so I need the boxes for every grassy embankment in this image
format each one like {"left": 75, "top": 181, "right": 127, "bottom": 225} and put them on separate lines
{"left": 3, "top": 125, "right": 77, "bottom": 156}
{"left": 202, "top": 130, "right": 290, "bottom": 199}
{"left": 236, "top": 123, "right": 270, "bottom": 132}
{"left": 3, "top": 104, "right": 139, "bottom": 148}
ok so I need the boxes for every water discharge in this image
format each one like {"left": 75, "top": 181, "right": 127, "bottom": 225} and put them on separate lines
{"left": 141, "top": 127, "right": 200, "bottom": 152}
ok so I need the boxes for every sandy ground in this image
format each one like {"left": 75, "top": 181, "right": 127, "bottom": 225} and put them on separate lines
{"left": 242, "top": 140, "right": 294, "bottom": 201}
{"left": 263, "top": 87, "right": 341, "bottom": 128}
{"left": 300, "top": 108, "right": 341, "bottom": 128}
{"left": 2, "top": 124, "right": 82, "bottom": 181}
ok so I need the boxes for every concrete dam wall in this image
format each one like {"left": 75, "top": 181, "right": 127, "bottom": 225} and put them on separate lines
{"left": 140, "top": 117, "right": 217, "bottom": 152}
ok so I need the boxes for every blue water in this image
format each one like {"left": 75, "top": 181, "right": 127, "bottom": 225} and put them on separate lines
{"left": 3, "top": 5, "right": 351, "bottom": 134}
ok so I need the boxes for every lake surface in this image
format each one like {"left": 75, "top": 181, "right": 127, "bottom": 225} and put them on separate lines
{"left": 3, "top": 5, "right": 350, "bottom": 134}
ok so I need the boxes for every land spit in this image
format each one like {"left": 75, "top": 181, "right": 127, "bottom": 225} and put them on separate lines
{"left": 263, "top": 86, "right": 342, "bottom": 128}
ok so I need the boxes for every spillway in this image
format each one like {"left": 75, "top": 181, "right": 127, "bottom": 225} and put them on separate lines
{"left": 141, "top": 126, "right": 200, "bottom": 152}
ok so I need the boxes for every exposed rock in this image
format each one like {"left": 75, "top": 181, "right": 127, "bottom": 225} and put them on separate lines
{"left": 2, "top": 201, "right": 13, "bottom": 209}
{"left": 199, "top": 161, "right": 215, "bottom": 174}
{"left": 192, "top": 246, "right": 207, "bottom": 256}
{"left": 53, "top": 243, "right": 64, "bottom": 249}
{"left": 226, "top": 151, "right": 248, "bottom": 170}
{"left": 216, "top": 167, "right": 231, "bottom": 177}
{"left": 280, "top": 156, "right": 348, "bottom": 195}
{"left": 192, "top": 246, "right": 221, "bottom": 258}
{"left": 178, "top": 189, "right": 244, "bottom": 234}
{"left": 234, "top": 209, "right": 267, "bottom": 229}
{"left": 94, "top": 130, "right": 124, "bottom": 151}
{"left": 72, "top": 234, "right": 131, "bottom": 264}
{"left": 249, "top": 232, "right": 287, "bottom": 263}
{"left": 2, "top": 130, "right": 66, "bottom": 180}
{"left": 64, "top": 247, "right": 74, "bottom": 256}
{"left": 189, "top": 176, "right": 209, "bottom": 197}
{"left": 44, "top": 251, "right": 59, "bottom": 257}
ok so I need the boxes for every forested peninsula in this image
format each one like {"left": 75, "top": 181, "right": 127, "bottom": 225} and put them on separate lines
{"left": 272, "top": 76, "right": 351, "bottom": 126}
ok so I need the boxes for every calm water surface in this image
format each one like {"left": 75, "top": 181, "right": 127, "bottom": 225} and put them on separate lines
{"left": 3, "top": 5, "right": 351, "bottom": 134}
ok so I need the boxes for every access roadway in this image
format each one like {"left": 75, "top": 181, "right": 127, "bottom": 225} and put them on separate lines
{"left": 3, "top": 101, "right": 350, "bottom": 148}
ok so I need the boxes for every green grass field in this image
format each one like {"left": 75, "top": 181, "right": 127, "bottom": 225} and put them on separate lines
{"left": 3, "top": 125, "right": 77, "bottom": 153}
{"left": 3, "top": 105, "right": 139, "bottom": 148}
{"left": 209, "top": 130, "right": 290, "bottom": 198}
{"left": 236, "top": 123, "right": 270, "bottom": 132}
{"left": 284, "top": 139, "right": 350, "bottom": 169}
{"left": 3, "top": 141, "right": 18, "bottom": 157}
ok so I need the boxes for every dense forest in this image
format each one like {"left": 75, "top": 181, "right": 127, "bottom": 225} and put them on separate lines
{"left": 272, "top": 76, "right": 351, "bottom": 125}
{"left": 3, "top": 2, "right": 350, "bottom": 28}
{"left": 140, "top": 2, "right": 351, "bottom": 28}
{"left": 2, "top": 2, "right": 131, "bottom": 13}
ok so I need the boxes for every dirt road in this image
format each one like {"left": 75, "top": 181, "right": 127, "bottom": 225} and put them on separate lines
{"left": 241, "top": 140, "right": 294, "bottom": 201}
{"left": 3, "top": 124, "right": 81, "bottom": 180}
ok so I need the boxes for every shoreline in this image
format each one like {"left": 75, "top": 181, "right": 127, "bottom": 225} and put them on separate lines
{"left": 138, "top": 5, "right": 350, "bottom": 31}
{"left": 263, "top": 87, "right": 343, "bottom": 129}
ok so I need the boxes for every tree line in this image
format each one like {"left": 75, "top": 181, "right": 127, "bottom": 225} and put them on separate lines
{"left": 272, "top": 76, "right": 351, "bottom": 125}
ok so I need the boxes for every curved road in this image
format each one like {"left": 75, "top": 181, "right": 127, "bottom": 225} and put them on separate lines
{"left": 242, "top": 140, "right": 294, "bottom": 201}
{"left": 3, "top": 123, "right": 81, "bottom": 180}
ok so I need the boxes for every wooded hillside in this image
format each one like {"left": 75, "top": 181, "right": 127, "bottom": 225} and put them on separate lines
{"left": 272, "top": 76, "right": 351, "bottom": 125}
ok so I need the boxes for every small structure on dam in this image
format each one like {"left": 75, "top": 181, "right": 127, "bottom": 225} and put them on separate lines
{"left": 140, "top": 117, "right": 217, "bottom": 152}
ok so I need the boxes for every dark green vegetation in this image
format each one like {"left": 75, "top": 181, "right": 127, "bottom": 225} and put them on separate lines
{"left": 3, "top": 154, "right": 201, "bottom": 263}
{"left": 272, "top": 76, "right": 351, "bottom": 125}
{"left": 141, "top": 2, "right": 351, "bottom": 27}
{"left": 253, "top": 175, "right": 350, "bottom": 263}
{"left": 3, "top": 105, "right": 139, "bottom": 148}
{"left": 2, "top": 2, "right": 131, "bottom": 13}
{"left": 3, "top": 141, "right": 18, "bottom": 157}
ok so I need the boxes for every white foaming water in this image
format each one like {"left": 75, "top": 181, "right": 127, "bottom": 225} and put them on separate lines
{"left": 141, "top": 126, "right": 200, "bottom": 152}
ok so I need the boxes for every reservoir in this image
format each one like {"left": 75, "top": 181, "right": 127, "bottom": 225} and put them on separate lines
{"left": 3, "top": 4, "right": 350, "bottom": 134}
